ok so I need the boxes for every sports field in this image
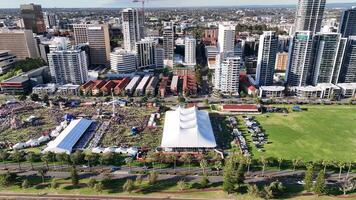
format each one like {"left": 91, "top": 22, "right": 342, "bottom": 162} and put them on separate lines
{"left": 251, "top": 105, "right": 356, "bottom": 162}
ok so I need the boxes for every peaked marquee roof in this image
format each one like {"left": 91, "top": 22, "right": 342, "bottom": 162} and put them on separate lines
{"left": 161, "top": 107, "right": 216, "bottom": 148}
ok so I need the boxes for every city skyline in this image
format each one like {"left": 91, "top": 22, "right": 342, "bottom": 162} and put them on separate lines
{"left": 0, "top": 0, "right": 355, "bottom": 8}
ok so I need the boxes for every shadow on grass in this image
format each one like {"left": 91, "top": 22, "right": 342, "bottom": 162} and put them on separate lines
{"left": 140, "top": 175, "right": 196, "bottom": 194}
{"left": 62, "top": 183, "right": 87, "bottom": 190}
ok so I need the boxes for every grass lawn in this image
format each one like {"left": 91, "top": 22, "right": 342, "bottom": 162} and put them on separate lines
{"left": 250, "top": 105, "right": 356, "bottom": 162}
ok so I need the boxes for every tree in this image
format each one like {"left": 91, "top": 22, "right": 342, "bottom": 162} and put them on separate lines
{"left": 94, "top": 182, "right": 104, "bottom": 193}
{"left": 260, "top": 156, "right": 268, "bottom": 176}
{"left": 0, "top": 150, "right": 9, "bottom": 170}
{"left": 177, "top": 96, "right": 186, "bottom": 104}
{"left": 337, "top": 162, "right": 345, "bottom": 180}
{"left": 177, "top": 180, "right": 188, "bottom": 191}
{"left": 51, "top": 178, "right": 59, "bottom": 189}
{"left": 263, "top": 185, "right": 273, "bottom": 199}
{"left": 125, "top": 157, "right": 133, "bottom": 173}
{"left": 304, "top": 165, "right": 314, "bottom": 192}
{"left": 22, "top": 179, "right": 30, "bottom": 189}
{"left": 235, "top": 162, "right": 245, "bottom": 185}
{"left": 37, "top": 167, "right": 48, "bottom": 183}
{"left": 313, "top": 170, "right": 326, "bottom": 195}
{"left": 166, "top": 154, "right": 178, "bottom": 173}
{"left": 244, "top": 156, "right": 252, "bottom": 174}
{"left": 346, "top": 162, "right": 353, "bottom": 180}
{"left": 88, "top": 178, "right": 97, "bottom": 188}
{"left": 0, "top": 172, "right": 17, "bottom": 187}
{"left": 11, "top": 150, "right": 24, "bottom": 170}
{"left": 147, "top": 171, "right": 158, "bottom": 185}
{"left": 18, "top": 95, "right": 27, "bottom": 101}
{"left": 339, "top": 177, "right": 356, "bottom": 195}
{"left": 135, "top": 175, "right": 143, "bottom": 185}
{"left": 30, "top": 93, "right": 40, "bottom": 102}
{"left": 214, "top": 160, "right": 223, "bottom": 175}
{"left": 70, "top": 151, "right": 84, "bottom": 166}
{"left": 200, "top": 175, "right": 210, "bottom": 188}
{"left": 200, "top": 158, "right": 208, "bottom": 175}
{"left": 26, "top": 152, "right": 38, "bottom": 170}
{"left": 123, "top": 179, "right": 135, "bottom": 193}
{"left": 269, "top": 181, "right": 285, "bottom": 197}
{"left": 84, "top": 153, "right": 98, "bottom": 172}
{"left": 179, "top": 154, "right": 193, "bottom": 174}
{"left": 278, "top": 158, "right": 283, "bottom": 171}
{"left": 322, "top": 160, "right": 330, "bottom": 173}
{"left": 292, "top": 158, "right": 301, "bottom": 171}
{"left": 70, "top": 167, "right": 79, "bottom": 186}
{"left": 247, "top": 184, "right": 259, "bottom": 197}
{"left": 222, "top": 158, "right": 235, "bottom": 194}
{"left": 56, "top": 153, "right": 71, "bottom": 169}
{"left": 41, "top": 152, "right": 53, "bottom": 170}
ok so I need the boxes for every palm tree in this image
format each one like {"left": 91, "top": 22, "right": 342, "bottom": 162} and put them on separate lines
{"left": 38, "top": 167, "right": 48, "bottom": 184}
{"left": 346, "top": 161, "right": 352, "bottom": 180}
{"left": 292, "top": 158, "right": 301, "bottom": 171}
{"left": 244, "top": 156, "right": 252, "bottom": 174}
{"left": 200, "top": 158, "right": 208, "bottom": 175}
{"left": 322, "top": 160, "right": 330, "bottom": 173}
{"left": 337, "top": 162, "right": 345, "bottom": 180}
{"left": 260, "top": 156, "right": 268, "bottom": 176}
{"left": 0, "top": 150, "right": 9, "bottom": 170}
{"left": 179, "top": 154, "right": 193, "bottom": 174}
{"left": 41, "top": 152, "right": 53, "bottom": 170}
{"left": 12, "top": 150, "right": 23, "bottom": 170}
{"left": 278, "top": 158, "right": 283, "bottom": 171}
{"left": 26, "top": 152, "right": 37, "bottom": 170}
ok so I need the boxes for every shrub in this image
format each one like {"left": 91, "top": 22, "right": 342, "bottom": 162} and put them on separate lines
{"left": 88, "top": 178, "right": 97, "bottom": 188}
{"left": 123, "top": 179, "right": 135, "bottom": 193}
{"left": 200, "top": 176, "right": 210, "bottom": 188}
{"left": 135, "top": 175, "right": 143, "bottom": 185}
{"left": 177, "top": 180, "right": 189, "bottom": 191}
{"left": 51, "top": 179, "right": 59, "bottom": 189}
{"left": 247, "top": 184, "right": 259, "bottom": 197}
{"left": 148, "top": 171, "right": 158, "bottom": 185}
{"left": 94, "top": 182, "right": 104, "bottom": 193}
{"left": 21, "top": 179, "right": 30, "bottom": 189}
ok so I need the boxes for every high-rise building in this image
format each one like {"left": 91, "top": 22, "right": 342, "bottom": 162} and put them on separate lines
{"left": 0, "top": 29, "right": 39, "bottom": 59}
{"left": 48, "top": 48, "right": 89, "bottom": 85}
{"left": 203, "top": 28, "right": 218, "bottom": 45}
{"left": 339, "top": 36, "right": 356, "bottom": 83}
{"left": 275, "top": 52, "right": 289, "bottom": 71}
{"left": 218, "top": 22, "right": 236, "bottom": 53}
{"left": 20, "top": 3, "right": 46, "bottom": 34}
{"left": 184, "top": 37, "right": 196, "bottom": 66}
{"left": 122, "top": 8, "right": 144, "bottom": 52}
{"left": 339, "top": 7, "right": 356, "bottom": 38}
{"left": 136, "top": 39, "right": 156, "bottom": 69}
{"left": 214, "top": 54, "right": 242, "bottom": 94}
{"left": 43, "top": 12, "right": 58, "bottom": 29}
{"left": 311, "top": 33, "right": 347, "bottom": 85}
{"left": 256, "top": 31, "right": 278, "bottom": 86}
{"left": 0, "top": 51, "right": 17, "bottom": 75}
{"left": 73, "top": 24, "right": 111, "bottom": 66}
{"left": 286, "top": 31, "right": 314, "bottom": 87}
{"left": 155, "top": 48, "right": 164, "bottom": 68}
{"left": 163, "top": 25, "right": 174, "bottom": 67}
{"left": 294, "top": 0, "right": 326, "bottom": 33}
{"left": 110, "top": 49, "right": 137, "bottom": 73}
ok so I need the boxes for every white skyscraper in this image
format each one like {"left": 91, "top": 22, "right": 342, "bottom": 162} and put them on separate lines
{"left": 184, "top": 37, "right": 196, "bottom": 66}
{"left": 122, "top": 8, "right": 143, "bottom": 52}
{"left": 294, "top": 0, "right": 326, "bottom": 33}
{"left": 214, "top": 53, "right": 242, "bottom": 95}
{"left": 256, "top": 31, "right": 278, "bottom": 86}
{"left": 110, "top": 49, "right": 137, "bottom": 73}
{"left": 48, "top": 48, "right": 89, "bottom": 85}
{"left": 286, "top": 31, "right": 314, "bottom": 87}
{"left": 218, "top": 22, "right": 236, "bottom": 53}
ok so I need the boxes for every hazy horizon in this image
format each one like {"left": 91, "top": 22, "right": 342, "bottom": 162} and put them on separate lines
{"left": 0, "top": 0, "right": 354, "bottom": 8}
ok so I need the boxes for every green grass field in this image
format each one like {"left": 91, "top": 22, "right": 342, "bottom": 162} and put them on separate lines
{"left": 250, "top": 105, "right": 356, "bottom": 162}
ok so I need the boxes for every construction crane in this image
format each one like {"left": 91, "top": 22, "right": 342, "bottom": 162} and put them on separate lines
{"left": 132, "top": 0, "right": 147, "bottom": 14}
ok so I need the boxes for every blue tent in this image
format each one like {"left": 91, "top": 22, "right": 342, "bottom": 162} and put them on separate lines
{"left": 63, "top": 114, "right": 74, "bottom": 121}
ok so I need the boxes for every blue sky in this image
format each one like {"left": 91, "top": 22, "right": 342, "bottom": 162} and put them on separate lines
{"left": 0, "top": 0, "right": 354, "bottom": 8}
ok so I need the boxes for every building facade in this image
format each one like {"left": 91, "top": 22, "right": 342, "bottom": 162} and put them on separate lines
{"left": 294, "top": 0, "right": 326, "bottom": 33}
{"left": 136, "top": 39, "right": 156, "bottom": 69}
{"left": 0, "top": 29, "right": 39, "bottom": 60}
{"left": 20, "top": 3, "right": 46, "bottom": 34}
{"left": 48, "top": 49, "right": 89, "bottom": 85}
{"left": 184, "top": 37, "right": 196, "bottom": 66}
{"left": 214, "top": 54, "right": 242, "bottom": 94}
{"left": 339, "top": 7, "right": 356, "bottom": 38}
{"left": 110, "top": 49, "right": 137, "bottom": 73}
{"left": 218, "top": 22, "right": 236, "bottom": 53}
{"left": 122, "top": 8, "right": 144, "bottom": 52}
{"left": 256, "top": 31, "right": 278, "bottom": 86}
{"left": 163, "top": 25, "right": 174, "bottom": 67}
{"left": 286, "top": 31, "right": 314, "bottom": 87}
{"left": 275, "top": 52, "right": 289, "bottom": 71}
{"left": 339, "top": 36, "right": 356, "bottom": 83}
